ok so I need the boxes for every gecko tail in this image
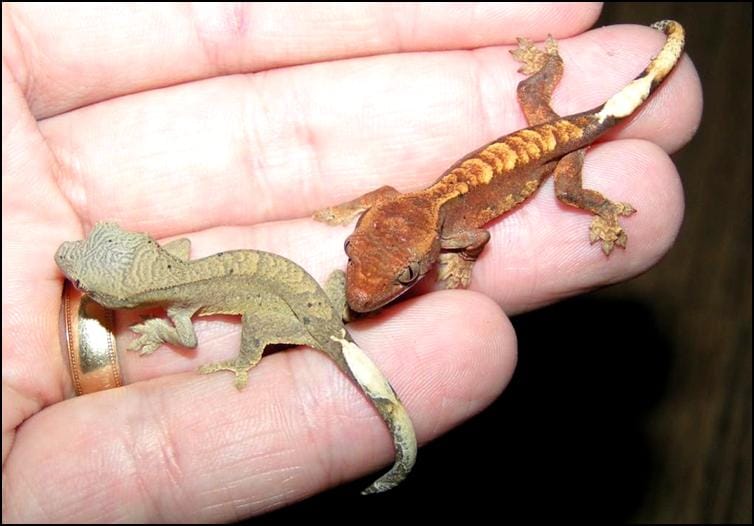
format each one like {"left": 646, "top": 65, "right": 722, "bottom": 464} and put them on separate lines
{"left": 330, "top": 334, "right": 418, "bottom": 494}
{"left": 595, "top": 20, "right": 685, "bottom": 124}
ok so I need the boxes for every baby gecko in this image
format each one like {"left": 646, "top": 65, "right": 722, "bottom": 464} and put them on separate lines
{"left": 55, "top": 222, "right": 416, "bottom": 494}
{"left": 315, "top": 21, "right": 685, "bottom": 312}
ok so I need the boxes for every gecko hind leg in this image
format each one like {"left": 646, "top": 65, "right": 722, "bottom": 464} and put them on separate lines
{"left": 128, "top": 305, "right": 200, "bottom": 356}
{"left": 199, "top": 309, "right": 316, "bottom": 390}
{"left": 511, "top": 34, "right": 563, "bottom": 126}
{"left": 554, "top": 149, "right": 636, "bottom": 254}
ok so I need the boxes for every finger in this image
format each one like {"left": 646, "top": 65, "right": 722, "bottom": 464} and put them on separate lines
{"left": 7, "top": 291, "right": 514, "bottom": 522}
{"left": 1, "top": 58, "right": 80, "bottom": 411}
{"left": 40, "top": 24, "right": 701, "bottom": 236}
{"left": 5, "top": 3, "right": 601, "bottom": 118}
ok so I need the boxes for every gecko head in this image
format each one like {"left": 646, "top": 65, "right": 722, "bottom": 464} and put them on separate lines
{"left": 54, "top": 222, "right": 156, "bottom": 309}
{"left": 344, "top": 197, "right": 441, "bottom": 313}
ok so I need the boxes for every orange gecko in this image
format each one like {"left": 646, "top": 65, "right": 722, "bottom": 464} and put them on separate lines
{"left": 315, "top": 21, "right": 685, "bottom": 313}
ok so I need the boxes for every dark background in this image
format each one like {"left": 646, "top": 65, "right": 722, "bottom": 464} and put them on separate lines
{"left": 259, "top": 3, "right": 752, "bottom": 523}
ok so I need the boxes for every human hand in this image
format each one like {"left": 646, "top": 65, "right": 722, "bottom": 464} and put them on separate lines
{"left": 2, "top": 3, "right": 701, "bottom": 521}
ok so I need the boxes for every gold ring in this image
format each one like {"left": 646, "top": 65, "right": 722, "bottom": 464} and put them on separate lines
{"left": 61, "top": 281, "right": 122, "bottom": 395}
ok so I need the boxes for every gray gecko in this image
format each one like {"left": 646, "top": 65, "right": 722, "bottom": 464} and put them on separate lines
{"left": 54, "top": 222, "right": 416, "bottom": 494}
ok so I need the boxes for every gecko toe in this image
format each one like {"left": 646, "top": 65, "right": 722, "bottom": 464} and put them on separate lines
{"left": 438, "top": 253, "right": 474, "bottom": 288}
{"left": 313, "top": 206, "right": 359, "bottom": 226}
{"left": 312, "top": 207, "right": 340, "bottom": 224}
{"left": 618, "top": 202, "right": 637, "bottom": 216}
{"left": 590, "top": 214, "right": 628, "bottom": 255}
{"left": 588, "top": 199, "right": 636, "bottom": 255}
{"left": 127, "top": 335, "right": 158, "bottom": 355}
{"left": 233, "top": 371, "right": 249, "bottom": 390}
{"left": 510, "top": 35, "right": 559, "bottom": 75}
{"left": 199, "top": 359, "right": 252, "bottom": 389}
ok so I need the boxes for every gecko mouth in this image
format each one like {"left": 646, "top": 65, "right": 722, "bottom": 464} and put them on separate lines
{"left": 346, "top": 282, "right": 412, "bottom": 313}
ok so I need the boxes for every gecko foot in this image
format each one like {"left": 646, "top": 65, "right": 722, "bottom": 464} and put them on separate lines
{"left": 198, "top": 359, "right": 251, "bottom": 390}
{"left": 437, "top": 252, "right": 474, "bottom": 289}
{"left": 324, "top": 269, "right": 352, "bottom": 323}
{"left": 312, "top": 204, "right": 362, "bottom": 226}
{"left": 589, "top": 201, "right": 636, "bottom": 255}
{"left": 128, "top": 319, "right": 166, "bottom": 355}
{"left": 313, "top": 186, "right": 400, "bottom": 226}
{"left": 510, "top": 35, "right": 558, "bottom": 75}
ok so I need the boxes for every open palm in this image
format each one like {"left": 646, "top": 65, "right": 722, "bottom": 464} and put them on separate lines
{"left": 2, "top": 4, "right": 701, "bottom": 521}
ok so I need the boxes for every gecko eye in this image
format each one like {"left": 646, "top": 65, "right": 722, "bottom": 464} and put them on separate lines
{"left": 397, "top": 262, "right": 421, "bottom": 285}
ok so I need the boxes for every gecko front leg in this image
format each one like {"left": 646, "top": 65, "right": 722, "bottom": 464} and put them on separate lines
{"left": 437, "top": 229, "right": 491, "bottom": 289}
{"left": 313, "top": 186, "right": 400, "bottom": 225}
{"left": 128, "top": 305, "right": 200, "bottom": 355}
{"left": 511, "top": 34, "right": 563, "bottom": 126}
